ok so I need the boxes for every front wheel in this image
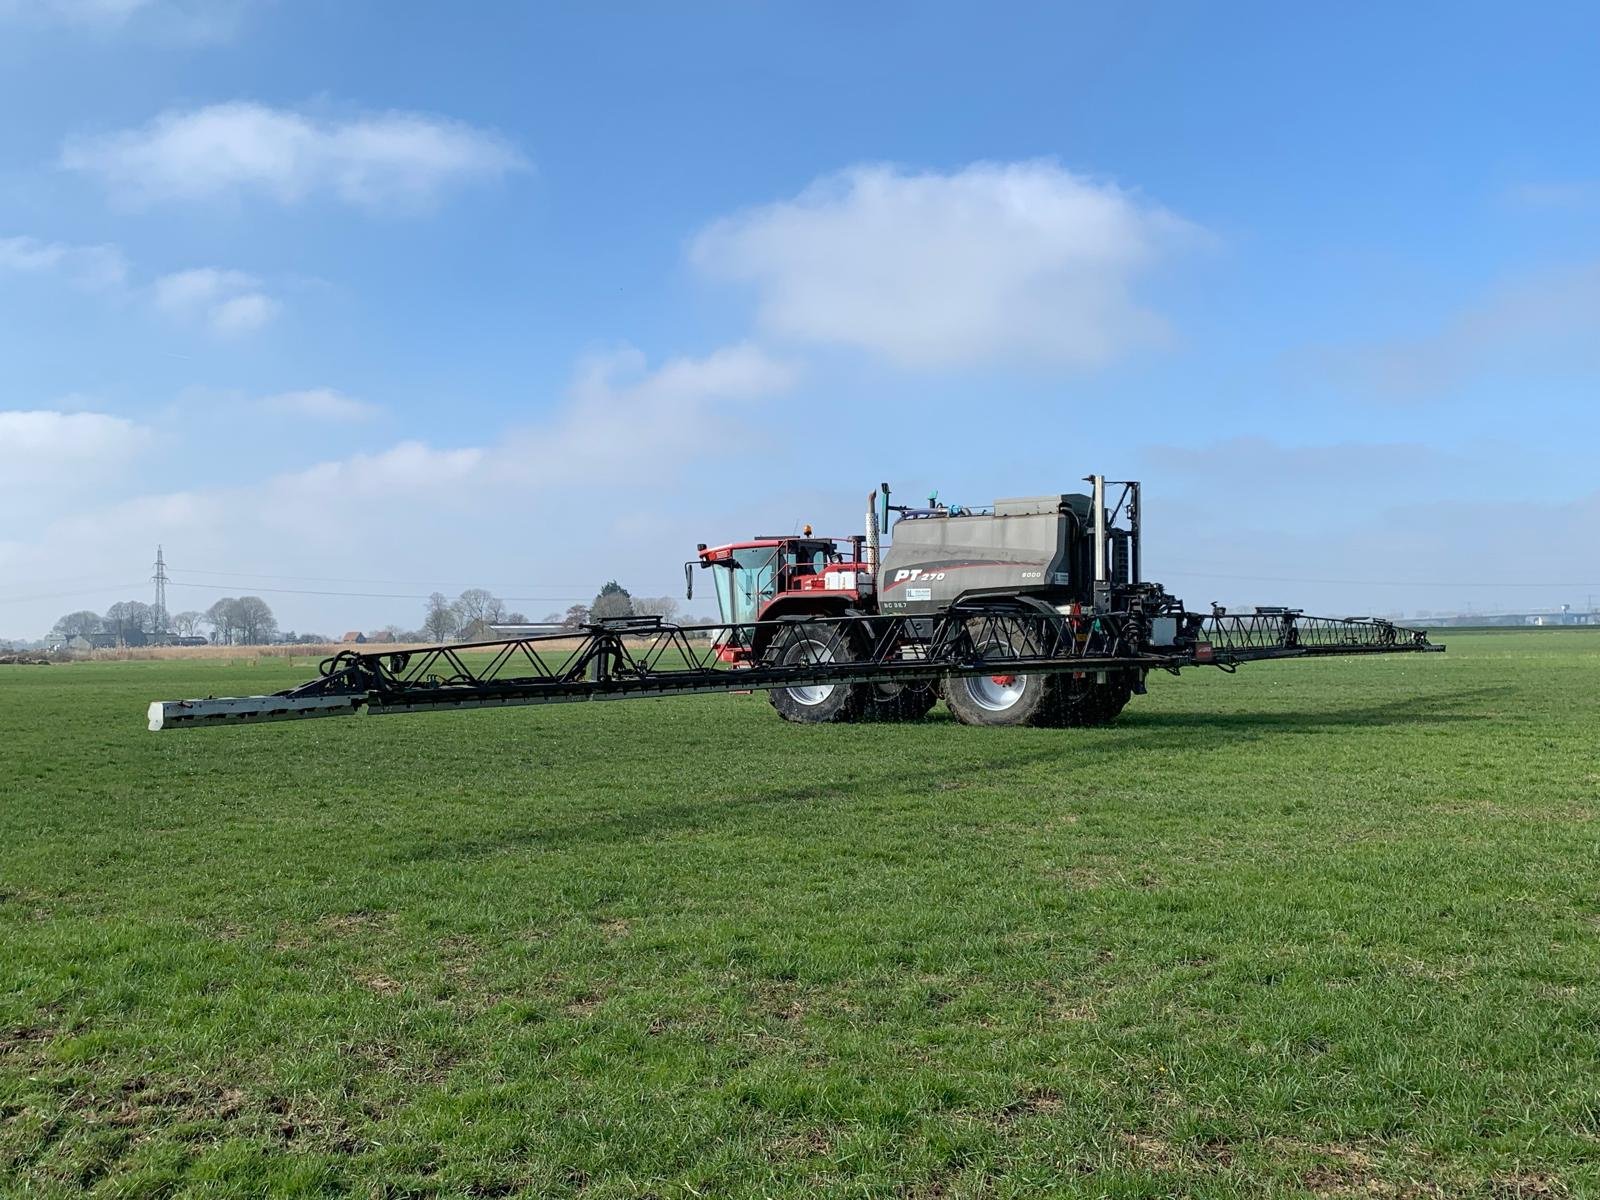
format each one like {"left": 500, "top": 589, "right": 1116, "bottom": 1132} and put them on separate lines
{"left": 764, "top": 621, "right": 867, "bottom": 724}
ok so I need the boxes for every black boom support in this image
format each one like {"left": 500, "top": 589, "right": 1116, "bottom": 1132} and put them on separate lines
{"left": 147, "top": 608, "right": 1441, "bottom": 731}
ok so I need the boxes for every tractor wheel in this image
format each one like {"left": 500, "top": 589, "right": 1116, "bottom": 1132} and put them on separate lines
{"left": 943, "top": 617, "right": 1058, "bottom": 727}
{"left": 1038, "top": 673, "right": 1134, "bottom": 728}
{"left": 764, "top": 621, "right": 867, "bottom": 724}
{"left": 862, "top": 681, "right": 938, "bottom": 722}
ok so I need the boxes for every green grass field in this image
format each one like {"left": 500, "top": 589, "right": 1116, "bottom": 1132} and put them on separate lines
{"left": 3, "top": 631, "right": 1598, "bottom": 1198}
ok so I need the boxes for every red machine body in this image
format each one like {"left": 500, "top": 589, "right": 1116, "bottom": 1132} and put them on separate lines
{"left": 694, "top": 534, "right": 868, "bottom": 662}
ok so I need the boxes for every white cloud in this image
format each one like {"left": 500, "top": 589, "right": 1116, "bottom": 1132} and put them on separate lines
{"left": 259, "top": 388, "right": 380, "bottom": 423}
{"left": 0, "top": 0, "right": 249, "bottom": 41}
{"left": 0, "top": 345, "right": 797, "bottom": 635}
{"left": 506, "top": 342, "right": 798, "bottom": 483}
{"left": 62, "top": 102, "right": 527, "bottom": 210}
{"left": 209, "top": 292, "right": 277, "bottom": 335}
{"left": 151, "top": 267, "right": 279, "bottom": 336}
{"left": 0, "top": 234, "right": 127, "bottom": 291}
{"left": 4, "top": 0, "right": 151, "bottom": 24}
{"left": 1504, "top": 181, "right": 1600, "bottom": 211}
{"left": 691, "top": 160, "right": 1203, "bottom": 369}
{"left": 0, "top": 408, "right": 150, "bottom": 493}
{"left": 273, "top": 442, "right": 484, "bottom": 502}
{"left": 2, "top": 235, "right": 277, "bottom": 335}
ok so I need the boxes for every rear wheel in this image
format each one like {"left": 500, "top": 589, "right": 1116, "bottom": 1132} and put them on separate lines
{"left": 764, "top": 621, "right": 867, "bottom": 724}
{"left": 943, "top": 617, "right": 1057, "bottom": 727}
{"left": 1037, "top": 672, "right": 1134, "bottom": 727}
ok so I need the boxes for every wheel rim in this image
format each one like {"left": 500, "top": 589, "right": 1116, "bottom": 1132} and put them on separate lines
{"left": 964, "top": 671, "right": 1027, "bottom": 711}
{"left": 783, "top": 638, "right": 835, "bottom": 706}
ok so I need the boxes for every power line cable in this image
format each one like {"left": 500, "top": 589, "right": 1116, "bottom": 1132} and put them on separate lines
{"left": 1162, "top": 568, "right": 1600, "bottom": 588}
{"left": 0, "top": 583, "right": 148, "bottom": 607}
{"left": 165, "top": 579, "right": 591, "bottom": 603}
{"left": 168, "top": 567, "right": 590, "bottom": 589}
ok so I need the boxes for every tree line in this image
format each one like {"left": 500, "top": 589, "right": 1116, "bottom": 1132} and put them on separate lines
{"left": 48, "top": 581, "right": 696, "bottom": 648}
{"left": 415, "top": 582, "right": 684, "bottom": 642}
{"left": 51, "top": 596, "right": 283, "bottom": 645}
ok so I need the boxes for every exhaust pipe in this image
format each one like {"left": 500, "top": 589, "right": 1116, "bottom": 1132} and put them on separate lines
{"left": 1091, "top": 473, "right": 1106, "bottom": 585}
{"left": 865, "top": 491, "right": 880, "bottom": 579}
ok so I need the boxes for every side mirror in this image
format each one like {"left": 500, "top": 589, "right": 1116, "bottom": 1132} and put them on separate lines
{"left": 683, "top": 560, "right": 694, "bottom": 601}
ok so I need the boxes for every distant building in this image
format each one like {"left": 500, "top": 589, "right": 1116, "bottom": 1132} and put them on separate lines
{"left": 85, "top": 630, "right": 148, "bottom": 648}
{"left": 341, "top": 631, "right": 367, "bottom": 644}
{"left": 1430, "top": 609, "right": 1600, "bottom": 627}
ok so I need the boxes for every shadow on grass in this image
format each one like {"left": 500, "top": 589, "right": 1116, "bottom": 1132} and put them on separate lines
{"left": 1122, "top": 683, "right": 1512, "bottom": 735}
{"left": 385, "top": 687, "right": 1508, "bottom": 865}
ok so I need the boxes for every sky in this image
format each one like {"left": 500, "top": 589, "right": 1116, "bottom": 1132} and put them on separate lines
{"left": 2, "top": 1, "right": 1599, "bottom": 639}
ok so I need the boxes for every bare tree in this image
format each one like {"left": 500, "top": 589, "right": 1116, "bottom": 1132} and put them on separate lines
{"left": 632, "top": 596, "right": 680, "bottom": 622}
{"left": 205, "top": 598, "right": 238, "bottom": 644}
{"left": 423, "top": 592, "right": 458, "bottom": 641}
{"left": 52, "top": 610, "right": 102, "bottom": 639}
{"left": 104, "top": 600, "right": 154, "bottom": 643}
{"left": 561, "top": 603, "right": 590, "bottom": 630}
{"left": 171, "top": 611, "right": 203, "bottom": 638}
{"left": 231, "top": 596, "right": 278, "bottom": 645}
{"left": 453, "top": 587, "right": 506, "bottom": 628}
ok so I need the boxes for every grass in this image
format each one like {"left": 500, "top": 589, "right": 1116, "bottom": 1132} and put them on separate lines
{"left": 2, "top": 631, "right": 1597, "bottom": 1198}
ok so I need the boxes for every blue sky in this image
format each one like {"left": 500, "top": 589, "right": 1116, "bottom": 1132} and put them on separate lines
{"left": 3, "top": 1, "right": 1599, "bottom": 637}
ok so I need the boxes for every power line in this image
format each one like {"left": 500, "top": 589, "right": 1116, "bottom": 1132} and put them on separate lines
{"left": 168, "top": 567, "right": 590, "bottom": 589}
{"left": 1162, "top": 568, "right": 1600, "bottom": 588}
{"left": 164, "top": 579, "right": 591, "bottom": 603}
{"left": 0, "top": 583, "right": 147, "bottom": 607}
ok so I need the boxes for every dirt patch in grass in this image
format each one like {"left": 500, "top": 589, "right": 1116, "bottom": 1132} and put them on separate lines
{"left": 995, "top": 1086, "right": 1063, "bottom": 1123}
{"left": 319, "top": 910, "right": 390, "bottom": 935}
{"left": 42, "top": 1073, "right": 367, "bottom": 1157}
{"left": 563, "top": 992, "right": 605, "bottom": 1018}
{"left": 1489, "top": 1173, "right": 1569, "bottom": 1199}
{"left": 1298, "top": 1143, "right": 1445, "bottom": 1198}
{"left": 1118, "top": 1130, "right": 1182, "bottom": 1170}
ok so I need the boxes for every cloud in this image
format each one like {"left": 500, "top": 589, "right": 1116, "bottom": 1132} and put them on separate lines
{"left": 1320, "top": 261, "right": 1600, "bottom": 399}
{"left": 0, "top": 344, "right": 798, "bottom": 634}
{"left": 3, "top": 235, "right": 278, "bottom": 336}
{"left": 62, "top": 102, "right": 527, "bottom": 210}
{"left": 0, "top": 0, "right": 250, "bottom": 41}
{"left": 1504, "top": 181, "right": 1600, "bottom": 211}
{"left": 504, "top": 342, "right": 798, "bottom": 483}
{"left": 691, "top": 160, "right": 1203, "bottom": 369}
{"left": 0, "top": 234, "right": 127, "bottom": 291}
{"left": 259, "top": 388, "right": 380, "bottom": 423}
{"left": 0, "top": 408, "right": 150, "bottom": 493}
{"left": 150, "top": 267, "right": 279, "bottom": 335}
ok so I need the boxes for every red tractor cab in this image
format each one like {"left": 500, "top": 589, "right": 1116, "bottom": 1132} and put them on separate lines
{"left": 689, "top": 530, "right": 869, "bottom": 662}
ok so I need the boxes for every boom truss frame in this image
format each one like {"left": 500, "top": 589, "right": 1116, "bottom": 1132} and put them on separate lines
{"left": 148, "top": 608, "right": 1441, "bottom": 731}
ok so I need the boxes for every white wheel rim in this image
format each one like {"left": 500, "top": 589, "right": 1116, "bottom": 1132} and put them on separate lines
{"left": 965, "top": 671, "right": 1027, "bottom": 711}
{"left": 784, "top": 638, "right": 835, "bottom": 706}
